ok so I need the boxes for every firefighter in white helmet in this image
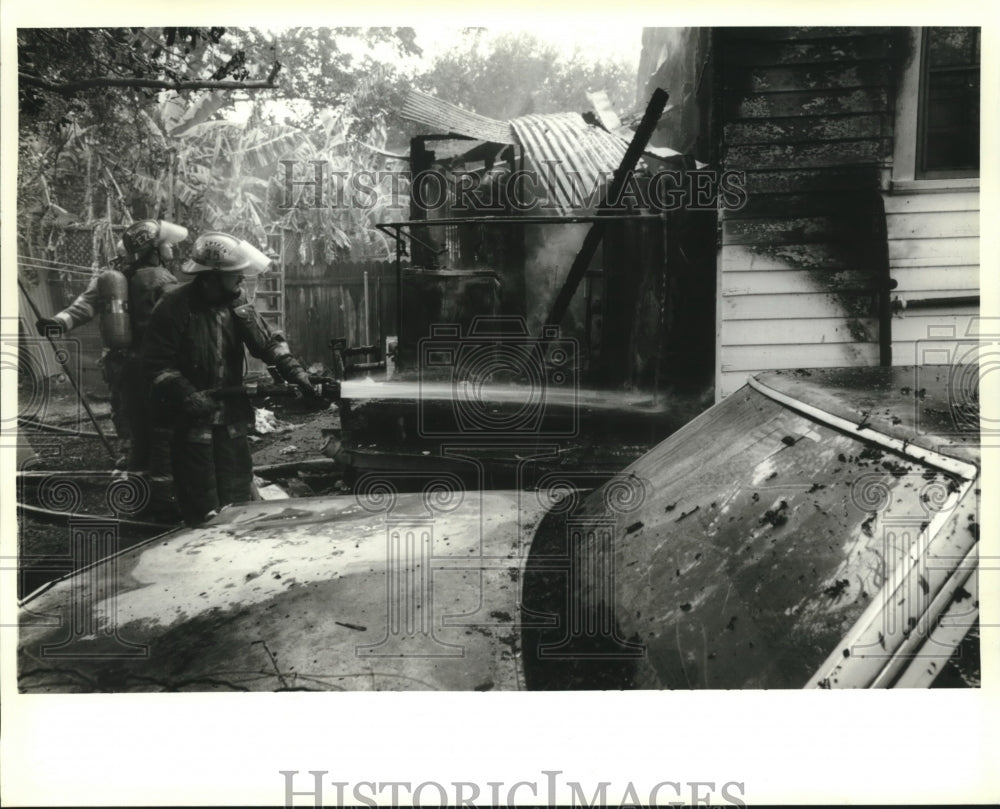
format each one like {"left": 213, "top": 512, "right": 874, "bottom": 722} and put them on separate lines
{"left": 143, "top": 232, "right": 318, "bottom": 525}
{"left": 36, "top": 219, "right": 188, "bottom": 471}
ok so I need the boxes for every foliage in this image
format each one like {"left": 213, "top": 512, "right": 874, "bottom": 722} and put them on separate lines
{"left": 17, "top": 27, "right": 636, "bottom": 268}
{"left": 416, "top": 31, "right": 636, "bottom": 121}
{"left": 17, "top": 27, "right": 414, "bottom": 265}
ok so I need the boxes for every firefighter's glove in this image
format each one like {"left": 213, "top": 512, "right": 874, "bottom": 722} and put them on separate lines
{"left": 182, "top": 390, "right": 220, "bottom": 419}
{"left": 292, "top": 372, "right": 321, "bottom": 399}
{"left": 36, "top": 317, "right": 64, "bottom": 335}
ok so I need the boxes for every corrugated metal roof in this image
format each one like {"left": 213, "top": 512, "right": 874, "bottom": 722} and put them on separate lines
{"left": 510, "top": 113, "right": 630, "bottom": 214}
{"left": 401, "top": 90, "right": 515, "bottom": 145}
{"left": 402, "top": 91, "right": 689, "bottom": 214}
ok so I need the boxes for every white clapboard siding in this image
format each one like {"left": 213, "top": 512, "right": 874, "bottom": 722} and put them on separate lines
{"left": 892, "top": 342, "right": 982, "bottom": 368}
{"left": 887, "top": 236, "right": 979, "bottom": 263}
{"left": 886, "top": 190, "right": 978, "bottom": 284}
{"left": 888, "top": 266, "right": 979, "bottom": 294}
{"left": 884, "top": 210, "right": 979, "bottom": 239}
{"left": 718, "top": 226, "right": 880, "bottom": 398}
{"left": 723, "top": 317, "right": 878, "bottom": 346}
{"left": 719, "top": 342, "right": 880, "bottom": 398}
{"left": 723, "top": 292, "right": 874, "bottom": 320}
{"left": 720, "top": 353, "right": 876, "bottom": 399}
{"left": 891, "top": 312, "right": 984, "bottom": 344}
{"left": 885, "top": 189, "right": 980, "bottom": 363}
{"left": 720, "top": 371, "right": 755, "bottom": 398}
{"left": 883, "top": 192, "right": 979, "bottom": 214}
{"left": 721, "top": 342, "right": 880, "bottom": 373}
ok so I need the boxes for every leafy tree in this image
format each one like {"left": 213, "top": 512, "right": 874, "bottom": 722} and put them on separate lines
{"left": 415, "top": 31, "right": 635, "bottom": 121}
{"left": 17, "top": 26, "right": 637, "bottom": 271}
{"left": 17, "top": 27, "right": 416, "bottom": 266}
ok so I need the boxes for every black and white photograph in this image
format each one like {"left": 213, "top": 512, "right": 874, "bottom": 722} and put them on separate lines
{"left": 2, "top": 3, "right": 997, "bottom": 806}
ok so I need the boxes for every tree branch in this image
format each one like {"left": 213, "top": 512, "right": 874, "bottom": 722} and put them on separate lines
{"left": 19, "top": 64, "right": 283, "bottom": 95}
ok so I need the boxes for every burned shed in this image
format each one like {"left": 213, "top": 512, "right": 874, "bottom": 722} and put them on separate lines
{"left": 385, "top": 89, "right": 716, "bottom": 393}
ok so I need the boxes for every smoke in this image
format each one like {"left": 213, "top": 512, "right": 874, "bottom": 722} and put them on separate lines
{"left": 523, "top": 222, "right": 595, "bottom": 340}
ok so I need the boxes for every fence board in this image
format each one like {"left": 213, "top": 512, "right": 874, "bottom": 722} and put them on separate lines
{"left": 283, "top": 257, "right": 401, "bottom": 368}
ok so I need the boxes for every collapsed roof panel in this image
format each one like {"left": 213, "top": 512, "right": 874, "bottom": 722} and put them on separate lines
{"left": 401, "top": 90, "right": 516, "bottom": 144}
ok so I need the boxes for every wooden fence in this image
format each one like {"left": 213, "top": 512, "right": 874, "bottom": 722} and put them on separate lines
{"left": 283, "top": 258, "right": 401, "bottom": 369}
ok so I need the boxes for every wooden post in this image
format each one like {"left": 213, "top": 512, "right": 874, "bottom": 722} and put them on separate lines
{"left": 544, "top": 88, "right": 670, "bottom": 332}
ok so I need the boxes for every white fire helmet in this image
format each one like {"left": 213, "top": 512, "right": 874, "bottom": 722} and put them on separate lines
{"left": 182, "top": 232, "right": 267, "bottom": 276}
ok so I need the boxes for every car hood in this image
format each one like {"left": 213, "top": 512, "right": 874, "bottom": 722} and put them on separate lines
{"left": 19, "top": 491, "right": 548, "bottom": 692}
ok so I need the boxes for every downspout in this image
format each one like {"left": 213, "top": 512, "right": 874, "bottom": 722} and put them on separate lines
{"left": 873, "top": 191, "right": 894, "bottom": 367}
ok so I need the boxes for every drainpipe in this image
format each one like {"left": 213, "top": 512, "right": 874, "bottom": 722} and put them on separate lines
{"left": 872, "top": 192, "right": 893, "bottom": 366}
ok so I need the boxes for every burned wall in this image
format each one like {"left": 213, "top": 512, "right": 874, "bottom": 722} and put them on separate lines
{"left": 715, "top": 27, "right": 899, "bottom": 397}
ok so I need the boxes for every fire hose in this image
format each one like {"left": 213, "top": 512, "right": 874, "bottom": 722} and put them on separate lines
{"left": 207, "top": 377, "right": 342, "bottom": 402}
{"left": 17, "top": 276, "right": 120, "bottom": 461}
{"left": 18, "top": 416, "right": 106, "bottom": 438}
{"left": 17, "top": 501, "right": 175, "bottom": 530}
{"left": 18, "top": 379, "right": 345, "bottom": 530}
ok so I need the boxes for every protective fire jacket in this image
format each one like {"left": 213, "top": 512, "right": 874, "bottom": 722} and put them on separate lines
{"left": 54, "top": 264, "right": 177, "bottom": 347}
{"left": 143, "top": 279, "right": 306, "bottom": 439}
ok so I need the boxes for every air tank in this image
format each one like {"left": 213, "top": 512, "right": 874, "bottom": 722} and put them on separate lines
{"left": 96, "top": 268, "right": 133, "bottom": 349}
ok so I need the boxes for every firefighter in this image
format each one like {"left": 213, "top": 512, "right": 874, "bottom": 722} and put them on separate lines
{"left": 142, "top": 232, "right": 318, "bottom": 525}
{"left": 35, "top": 220, "right": 188, "bottom": 470}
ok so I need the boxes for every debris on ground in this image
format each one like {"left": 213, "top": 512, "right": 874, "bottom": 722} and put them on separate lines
{"left": 254, "top": 407, "right": 295, "bottom": 435}
{"left": 253, "top": 476, "right": 290, "bottom": 500}
{"left": 279, "top": 444, "right": 299, "bottom": 456}
{"left": 283, "top": 477, "right": 315, "bottom": 497}
{"left": 320, "top": 434, "right": 343, "bottom": 459}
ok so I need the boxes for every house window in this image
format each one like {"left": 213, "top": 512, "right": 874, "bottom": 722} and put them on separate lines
{"left": 917, "top": 27, "right": 980, "bottom": 179}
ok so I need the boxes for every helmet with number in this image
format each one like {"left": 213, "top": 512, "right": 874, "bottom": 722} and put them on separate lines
{"left": 182, "top": 231, "right": 264, "bottom": 276}
{"left": 122, "top": 219, "right": 189, "bottom": 259}
{"left": 122, "top": 220, "right": 159, "bottom": 257}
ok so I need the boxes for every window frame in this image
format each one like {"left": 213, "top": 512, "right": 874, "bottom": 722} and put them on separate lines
{"left": 915, "top": 27, "right": 981, "bottom": 181}
{"left": 890, "top": 27, "right": 980, "bottom": 192}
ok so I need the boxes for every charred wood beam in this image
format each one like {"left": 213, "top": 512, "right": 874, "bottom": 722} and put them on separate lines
{"left": 544, "top": 88, "right": 670, "bottom": 332}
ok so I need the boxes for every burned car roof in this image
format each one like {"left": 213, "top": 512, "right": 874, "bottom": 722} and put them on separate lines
{"left": 18, "top": 366, "right": 980, "bottom": 691}
{"left": 522, "top": 367, "right": 979, "bottom": 689}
